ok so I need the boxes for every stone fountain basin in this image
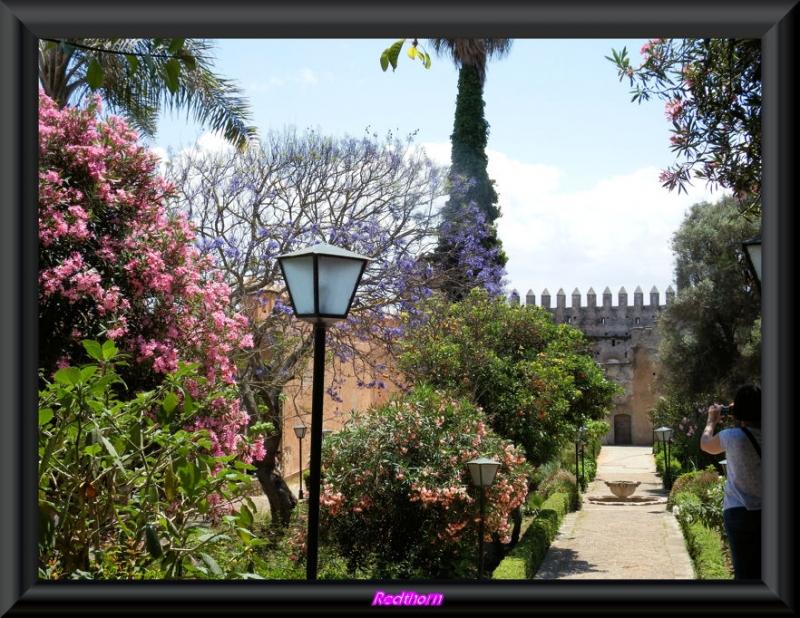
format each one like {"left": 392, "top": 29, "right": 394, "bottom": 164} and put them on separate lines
{"left": 604, "top": 480, "right": 641, "bottom": 498}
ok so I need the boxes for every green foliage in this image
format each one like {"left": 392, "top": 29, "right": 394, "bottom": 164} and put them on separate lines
{"left": 448, "top": 65, "right": 500, "bottom": 223}
{"left": 39, "top": 38, "right": 255, "bottom": 149}
{"left": 38, "top": 340, "right": 259, "bottom": 579}
{"left": 399, "top": 288, "right": 623, "bottom": 468}
{"left": 608, "top": 39, "right": 761, "bottom": 216}
{"left": 380, "top": 39, "right": 432, "bottom": 71}
{"left": 421, "top": 38, "right": 512, "bottom": 298}
{"left": 657, "top": 196, "right": 761, "bottom": 403}
{"left": 678, "top": 518, "right": 731, "bottom": 580}
{"left": 670, "top": 469, "right": 731, "bottom": 579}
{"left": 314, "top": 385, "right": 532, "bottom": 579}
{"left": 650, "top": 195, "right": 761, "bottom": 471}
{"left": 492, "top": 491, "right": 572, "bottom": 580}
{"left": 534, "top": 467, "right": 580, "bottom": 512}
{"left": 669, "top": 469, "right": 725, "bottom": 534}
{"left": 653, "top": 441, "right": 684, "bottom": 487}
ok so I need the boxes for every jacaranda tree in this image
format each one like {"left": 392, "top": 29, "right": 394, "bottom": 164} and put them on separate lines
{"left": 164, "top": 127, "right": 502, "bottom": 525}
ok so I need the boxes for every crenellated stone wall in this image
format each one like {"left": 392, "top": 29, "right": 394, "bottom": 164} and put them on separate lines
{"left": 521, "top": 285, "right": 674, "bottom": 446}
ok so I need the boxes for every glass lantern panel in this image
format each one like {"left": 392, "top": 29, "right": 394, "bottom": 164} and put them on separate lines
{"left": 281, "top": 256, "right": 316, "bottom": 315}
{"left": 317, "top": 256, "right": 364, "bottom": 316}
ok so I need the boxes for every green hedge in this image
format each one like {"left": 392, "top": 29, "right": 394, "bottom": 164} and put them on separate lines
{"left": 491, "top": 491, "right": 572, "bottom": 579}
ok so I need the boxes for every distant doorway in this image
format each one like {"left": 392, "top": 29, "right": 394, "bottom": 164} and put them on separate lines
{"left": 614, "top": 414, "right": 632, "bottom": 444}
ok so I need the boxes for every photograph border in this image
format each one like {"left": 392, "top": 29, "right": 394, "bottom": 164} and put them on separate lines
{"left": 2, "top": 1, "right": 796, "bottom": 614}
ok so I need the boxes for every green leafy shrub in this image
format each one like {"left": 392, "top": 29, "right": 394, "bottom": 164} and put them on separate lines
{"left": 654, "top": 443, "right": 684, "bottom": 487}
{"left": 310, "top": 385, "right": 533, "bottom": 579}
{"left": 492, "top": 490, "right": 572, "bottom": 579}
{"left": 535, "top": 468, "right": 580, "bottom": 512}
{"left": 679, "top": 518, "right": 731, "bottom": 579}
{"left": 670, "top": 468, "right": 731, "bottom": 579}
{"left": 397, "top": 288, "right": 623, "bottom": 469}
{"left": 38, "top": 340, "right": 259, "bottom": 579}
{"left": 667, "top": 467, "right": 722, "bottom": 510}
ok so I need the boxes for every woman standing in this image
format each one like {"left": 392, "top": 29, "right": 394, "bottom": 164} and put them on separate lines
{"left": 700, "top": 384, "right": 762, "bottom": 580}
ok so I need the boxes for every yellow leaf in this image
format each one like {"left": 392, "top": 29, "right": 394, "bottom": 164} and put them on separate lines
{"left": 407, "top": 46, "right": 418, "bottom": 59}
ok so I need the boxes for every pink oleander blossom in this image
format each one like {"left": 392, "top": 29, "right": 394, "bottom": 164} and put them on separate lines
{"left": 38, "top": 90, "right": 259, "bottom": 464}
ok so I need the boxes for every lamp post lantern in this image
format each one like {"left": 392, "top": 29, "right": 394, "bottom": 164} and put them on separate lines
{"left": 322, "top": 428, "right": 333, "bottom": 441}
{"left": 741, "top": 235, "right": 761, "bottom": 294}
{"left": 278, "top": 243, "right": 370, "bottom": 580}
{"left": 467, "top": 457, "right": 501, "bottom": 579}
{"left": 293, "top": 425, "right": 306, "bottom": 500}
{"left": 654, "top": 426, "right": 674, "bottom": 489}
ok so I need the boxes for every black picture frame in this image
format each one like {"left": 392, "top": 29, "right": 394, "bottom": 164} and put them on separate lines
{"left": 2, "top": 1, "right": 795, "bottom": 614}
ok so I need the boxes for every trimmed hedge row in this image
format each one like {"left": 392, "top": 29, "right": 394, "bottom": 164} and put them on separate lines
{"left": 491, "top": 491, "right": 572, "bottom": 579}
{"left": 677, "top": 517, "right": 729, "bottom": 579}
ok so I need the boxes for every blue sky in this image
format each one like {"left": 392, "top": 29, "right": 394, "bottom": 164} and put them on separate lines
{"left": 148, "top": 38, "right": 726, "bottom": 305}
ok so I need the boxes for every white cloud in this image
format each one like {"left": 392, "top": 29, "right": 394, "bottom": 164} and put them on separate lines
{"left": 248, "top": 76, "right": 286, "bottom": 92}
{"left": 421, "top": 141, "right": 726, "bottom": 303}
{"left": 247, "top": 68, "right": 325, "bottom": 93}
{"left": 494, "top": 157, "right": 725, "bottom": 302}
{"left": 297, "top": 68, "right": 319, "bottom": 85}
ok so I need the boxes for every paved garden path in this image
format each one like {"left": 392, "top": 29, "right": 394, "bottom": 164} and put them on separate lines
{"left": 533, "top": 444, "right": 695, "bottom": 579}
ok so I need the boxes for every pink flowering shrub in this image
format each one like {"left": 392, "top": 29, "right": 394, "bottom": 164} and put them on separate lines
{"left": 38, "top": 91, "right": 261, "bottom": 462}
{"left": 309, "top": 385, "right": 532, "bottom": 578}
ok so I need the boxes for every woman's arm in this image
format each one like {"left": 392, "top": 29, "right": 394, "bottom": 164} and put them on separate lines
{"left": 700, "top": 403, "right": 724, "bottom": 455}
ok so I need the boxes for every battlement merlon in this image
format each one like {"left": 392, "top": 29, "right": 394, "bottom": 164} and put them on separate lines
{"left": 524, "top": 285, "right": 675, "bottom": 310}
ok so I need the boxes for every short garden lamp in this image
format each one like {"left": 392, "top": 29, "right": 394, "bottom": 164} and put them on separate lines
{"left": 741, "top": 235, "right": 761, "bottom": 294}
{"left": 293, "top": 425, "right": 306, "bottom": 500}
{"left": 579, "top": 426, "right": 588, "bottom": 487}
{"left": 322, "top": 428, "right": 333, "bottom": 441}
{"left": 573, "top": 426, "right": 587, "bottom": 489}
{"left": 467, "top": 457, "right": 501, "bottom": 579}
{"left": 278, "top": 242, "right": 371, "bottom": 580}
{"left": 654, "top": 426, "right": 674, "bottom": 489}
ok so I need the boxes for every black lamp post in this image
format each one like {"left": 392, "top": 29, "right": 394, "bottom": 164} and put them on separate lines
{"left": 467, "top": 457, "right": 501, "bottom": 579}
{"left": 579, "top": 426, "right": 588, "bottom": 486}
{"left": 293, "top": 425, "right": 306, "bottom": 500}
{"left": 654, "top": 426, "right": 674, "bottom": 490}
{"left": 741, "top": 235, "right": 762, "bottom": 295}
{"left": 278, "top": 243, "right": 370, "bottom": 580}
{"left": 573, "top": 426, "right": 587, "bottom": 490}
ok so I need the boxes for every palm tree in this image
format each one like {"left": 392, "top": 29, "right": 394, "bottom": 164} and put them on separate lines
{"left": 38, "top": 38, "right": 256, "bottom": 150}
{"left": 429, "top": 38, "right": 512, "bottom": 85}
{"left": 429, "top": 38, "right": 511, "bottom": 300}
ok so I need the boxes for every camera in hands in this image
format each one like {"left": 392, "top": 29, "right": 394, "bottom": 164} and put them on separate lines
{"left": 720, "top": 405, "right": 733, "bottom": 415}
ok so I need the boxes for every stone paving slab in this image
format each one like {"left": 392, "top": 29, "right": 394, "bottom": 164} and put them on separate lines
{"left": 533, "top": 445, "right": 695, "bottom": 580}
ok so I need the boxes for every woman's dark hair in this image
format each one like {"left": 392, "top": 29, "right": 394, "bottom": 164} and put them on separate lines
{"left": 733, "top": 384, "right": 761, "bottom": 424}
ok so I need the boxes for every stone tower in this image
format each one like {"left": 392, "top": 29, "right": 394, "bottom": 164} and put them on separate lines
{"left": 524, "top": 285, "right": 675, "bottom": 445}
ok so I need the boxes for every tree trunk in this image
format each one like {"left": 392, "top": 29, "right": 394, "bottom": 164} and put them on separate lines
{"left": 238, "top": 328, "right": 316, "bottom": 527}
{"left": 253, "top": 434, "right": 297, "bottom": 527}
